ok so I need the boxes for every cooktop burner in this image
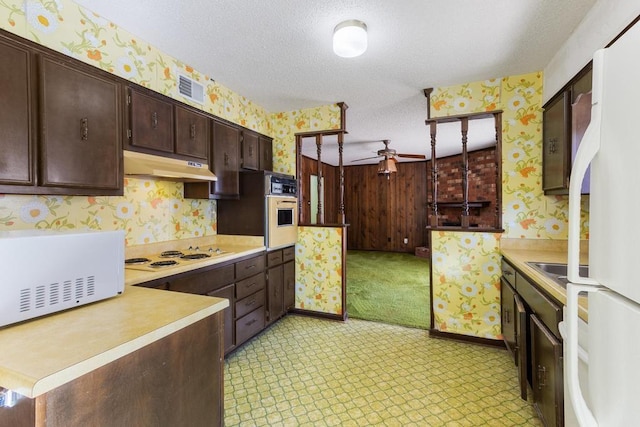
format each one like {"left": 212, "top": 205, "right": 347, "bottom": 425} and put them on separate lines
{"left": 181, "top": 253, "right": 211, "bottom": 260}
{"left": 160, "top": 250, "right": 183, "bottom": 258}
{"left": 149, "top": 260, "right": 179, "bottom": 268}
{"left": 125, "top": 257, "right": 151, "bottom": 264}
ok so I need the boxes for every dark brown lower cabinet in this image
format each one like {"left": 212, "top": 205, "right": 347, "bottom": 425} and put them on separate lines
{"left": 531, "top": 314, "right": 564, "bottom": 427}
{"left": 500, "top": 278, "right": 528, "bottom": 400}
{"left": 136, "top": 252, "right": 271, "bottom": 355}
{"left": 283, "top": 258, "right": 295, "bottom": 310}
{"left": 0, "top": 313, "right": 223, "bottom": 427}
{"left": 208, "top": 284, "right": 235, "bottom": 355}
{"left": 267, "top": 264, "right": 284, "bottom": 325}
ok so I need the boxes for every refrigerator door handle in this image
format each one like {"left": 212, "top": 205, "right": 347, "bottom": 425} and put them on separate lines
{"left": 567, "top": 48, "right": 604, "bottom": 286}
{"left": 566, "top": 283, "right": 602, "bottom": 427}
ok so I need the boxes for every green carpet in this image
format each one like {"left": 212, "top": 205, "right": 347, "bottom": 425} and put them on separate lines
{"left": 346, "top": 250, "right": 431, "bottom": 329}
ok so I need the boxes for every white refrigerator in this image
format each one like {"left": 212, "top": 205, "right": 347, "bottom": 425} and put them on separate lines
{"left": 565, "top": 18, "right": 640, "bottom": 427}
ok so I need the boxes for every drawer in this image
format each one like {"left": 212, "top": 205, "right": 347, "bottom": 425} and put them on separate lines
{"left": 236, "top": 306, "right": 265, "bottom": 345}
{"left": 169, "top": 264, "right": 234, "bottom": 295}
{"left": 501, "top": 259, "right": 516, "bottom": 286}
{"left": 267, "top": 250, "right": 283, "bottom": 267}
{"left": 282, "top": 246, "right": 295, "bottom": 262}
{"left": 516, "top": 272, "right": 562, "bottom": 339}
{"left": 236, "top": 254, "right": 265, "bottom": 281}
{"left": 235, "top": 273, "right": 265, "bottom": 300}
{"left": 235, "top": 289, "right": 265, "bottom": 319}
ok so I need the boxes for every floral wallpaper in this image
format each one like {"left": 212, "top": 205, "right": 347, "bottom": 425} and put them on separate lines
{"left": 0, "top": 179, "right": 216, "bottom": 246}
{"left": 295, "top": 226, "right": 344, "bottom": 315}
{"left": 431, "top": 231, "right": 501, "bottom": 339}
{"left": 270, "top": 104, "right": 342, "bottom": 176}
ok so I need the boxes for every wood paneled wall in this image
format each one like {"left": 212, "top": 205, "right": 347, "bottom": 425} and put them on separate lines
{"left": 344, "top": 162, "right": 428, "bottom": 253}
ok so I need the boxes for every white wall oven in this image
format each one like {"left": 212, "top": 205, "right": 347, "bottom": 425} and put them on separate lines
{"left": 217, "top": 171, "right": 298, "bottom": 250}
{"left": 266, "top": 196, "right": 298, "bottom": 250}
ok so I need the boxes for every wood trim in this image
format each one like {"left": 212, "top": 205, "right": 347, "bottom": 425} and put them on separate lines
{"left": 428, "top": 329, "right": 506, "bottom": 348}
{"left": 288, "top": 309, "right": 347, "bottom": 322}
{"left": 425, "top": 110, "right": 502, "bottom": 124}
{"left": 423, "top": 87, "right": 434, "bottom": 119}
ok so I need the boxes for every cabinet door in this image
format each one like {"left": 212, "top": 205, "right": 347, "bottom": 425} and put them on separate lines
{"left": 212, "top": 120, "right": 240, "bottom": 198}
{"left": 515, "top": 293, "right": 528, "bottom": 401}
{"left": 283, "top": 260, "right": 295, "bottom": 310}
{"left": 531, "top": 314, "right": 564, "bottom": 427}
{"left": 0, "top": 36, "right": 34, "bottom": 187}
{"left": 208, "top": 283, "right": 235, "bottom": 355}
{"left": 242, "top": 130, "right": 259, "bottom": 170}
{"left": 542, "top": 91, "right": 571, "bottom": 194}
{"left": 40, "top": 56, "right": 121, "bottom": 192}
{"left": 129, "top": 87, "right": 173, "bottom": 153}
{"left": 259, "top": 135, "right": 273, "bottom": 171}
{"left": 267, "top": 265, "right": 284, "bottom": 324}
{"left": 175, "top": 104, "right": 209, "bottom": 161}
{"left": 501, "top": 278, "right": 517, "bottom": 361}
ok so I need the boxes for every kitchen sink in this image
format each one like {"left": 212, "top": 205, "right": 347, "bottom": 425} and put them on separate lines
{"left": 526, "top": 262, "right": 589, "bottom": 288}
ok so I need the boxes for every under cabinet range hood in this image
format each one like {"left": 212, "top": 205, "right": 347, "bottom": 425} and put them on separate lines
{"left": 123, "top": 150, "right": 217, "bottom": 182}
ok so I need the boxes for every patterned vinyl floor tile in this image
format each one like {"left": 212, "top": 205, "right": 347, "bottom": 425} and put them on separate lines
{"left": 224, "top": 315, "right": 542, "bottom": 427}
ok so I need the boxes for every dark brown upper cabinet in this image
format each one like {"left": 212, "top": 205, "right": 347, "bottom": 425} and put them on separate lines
{"left": 39, "top": 55, "right": 122, "bottom": 192}
{"left": 127, "top": 86, "right": 174, "bottom": 154}
{"left": 0, "top": 33, "right": 35, "bottom": 188}
{"left": 241, "top": 130, "right": 260, "bottom": 170}
{"left": 241, "top": 130, "right": 273, "bottom": 171}
{"left": 542, "top": 64, "right": 592, "bottom": 195}
{"left": 259, "top": 135, "right": 273, "bottom": 171}
{"left": 184, "top": 119, "right": 240, "bottom": 199}
{"left": 0, "top": 30, "right": 122, "bottom": 196}
{"left": 175, "top": 104, "right": 209, "bottom": 161}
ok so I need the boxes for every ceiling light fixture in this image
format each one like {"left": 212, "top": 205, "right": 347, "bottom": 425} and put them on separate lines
{"left": 333, "top": 19, "right": 367, "bottom": 58}
{"left": 377, "top": 158, "right": 397, "bottom": 179}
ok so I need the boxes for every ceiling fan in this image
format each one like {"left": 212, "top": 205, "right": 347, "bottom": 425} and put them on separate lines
{"left": 351, "top": 140, "right": 426, "bottom": 176}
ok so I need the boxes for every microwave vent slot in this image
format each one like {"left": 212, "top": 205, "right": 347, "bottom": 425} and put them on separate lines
{"left": 50, "top": 283, "right": 60, "bottom": 305}
{"left": 63, "top": 280, "right": 72, "bottom": 302}
{"left": 19, "top": 288, "right": 30, "bottom": 312}
{"left": 177, "top": 74, "right": 204, "bottom": 104}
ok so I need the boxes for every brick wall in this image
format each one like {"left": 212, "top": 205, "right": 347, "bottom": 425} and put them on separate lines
{"left": 426, "top": 147, "right": 498, "bottom": 228}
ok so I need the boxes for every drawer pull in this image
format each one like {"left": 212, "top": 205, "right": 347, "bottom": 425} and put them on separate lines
{"left": 246, "top": 265, "right": 256, "bottom": 270}
{"left": 504, "top": 270, "right": 513, "bottom": 276}
{"left": 247, "top": 281, "right": 256, "bottom": 288}
{"left": 246, "top": 298, "right": 256, "bottom": 306}
{"left": 246, "top": 319, "right": 256, "bottom": 326}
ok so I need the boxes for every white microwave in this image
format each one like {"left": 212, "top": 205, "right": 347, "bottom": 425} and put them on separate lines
{"left": 0, "top": 229, "right": 124, "bottom": 327}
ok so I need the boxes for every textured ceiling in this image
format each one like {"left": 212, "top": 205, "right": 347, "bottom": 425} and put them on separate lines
{"left": 74, "top": 0, "right": 597, "bottom": 165}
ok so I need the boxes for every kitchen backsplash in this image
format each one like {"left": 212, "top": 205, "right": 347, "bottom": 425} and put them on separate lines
{"left": 0, "top": 178, "right": 216, "bottom": 246}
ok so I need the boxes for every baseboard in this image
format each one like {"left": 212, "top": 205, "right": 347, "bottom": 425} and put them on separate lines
{"left": 288, "top": 308, "right": 347, "bottom": 322}
{"left": 428, "top": 329, "right": 506, "bottom": 348}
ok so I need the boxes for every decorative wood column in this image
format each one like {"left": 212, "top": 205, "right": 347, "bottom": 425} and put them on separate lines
{"left": 295, "top": 134, "right": 304, "bottom": 223}
{"left": 337, "top": 132, "right": 346, "bottom": 224}
{"left": 429, "top": 121, "right": 439, "bottom": 227}
{"left": 460, "top": 117, "right": 469, "bottom": 228}
{"left": 315, "top": 134, "right": 324, "bottom": 225}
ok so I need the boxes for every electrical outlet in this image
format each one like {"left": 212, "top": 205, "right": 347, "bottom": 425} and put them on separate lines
{"left": 403, "top": 238, "right": 408, "bottom": 244}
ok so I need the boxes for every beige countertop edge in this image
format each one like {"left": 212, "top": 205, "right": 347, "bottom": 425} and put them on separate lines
{"left": 0, "top": 289, "right": 229, "bottom": 399}
{"left": 125, "top": 245, "right": 266, "bottom": 286}
{"left": 500, "top": 247, "right": 589, "bottom": 322}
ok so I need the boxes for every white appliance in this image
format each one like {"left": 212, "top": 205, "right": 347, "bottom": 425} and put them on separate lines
{"left": 0, "top": 229, "right": 125, "bottom": 328}
{"left": 564, "top": 19, "right": 640, "bottom": 426}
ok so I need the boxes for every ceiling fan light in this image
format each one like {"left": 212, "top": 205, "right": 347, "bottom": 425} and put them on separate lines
{"left": 377, "top": 158, "right": 397, "bottom": 174}
{"left": 333, "top": 20, "right": 367, "bottom": 58}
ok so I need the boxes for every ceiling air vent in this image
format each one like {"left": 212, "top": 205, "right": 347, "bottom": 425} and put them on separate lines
{"left": 177, "top": 74, "right": 204, "bottom": 105}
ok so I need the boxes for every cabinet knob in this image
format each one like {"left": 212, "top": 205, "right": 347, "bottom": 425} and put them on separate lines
{"left": 537, "top": 365, "right": 547, "bottom": 389}
{"left": 190, "top": 124, "right": 196, "bottom": 139}
{"left": 548, "top": 138, "right": 557, "bottom": 154}
{"left": 151, "top": 112, "right": 158, "bottom": 129}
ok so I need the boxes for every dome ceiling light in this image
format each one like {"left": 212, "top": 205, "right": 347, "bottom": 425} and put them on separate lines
{"left": 333, "top": 19, "right": 367, "bottom": 58}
